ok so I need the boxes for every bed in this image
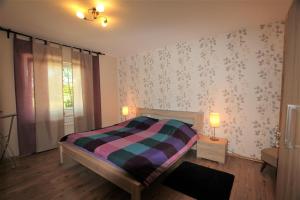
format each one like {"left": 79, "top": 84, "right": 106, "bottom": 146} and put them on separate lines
{"left": 59, "top": 108, "right": 204, "bottom": 200}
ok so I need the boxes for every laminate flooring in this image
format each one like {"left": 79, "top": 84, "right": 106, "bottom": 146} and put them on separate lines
{"left": 0, "top": 149, "right": 276, "bottom": 200}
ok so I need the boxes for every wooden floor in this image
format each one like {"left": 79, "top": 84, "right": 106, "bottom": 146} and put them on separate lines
{"left": 0, "top": 149, "right": 276, "bottom": 200}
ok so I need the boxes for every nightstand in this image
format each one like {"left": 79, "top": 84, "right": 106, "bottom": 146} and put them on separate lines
{"left": 197, "top": 134, "right": 228, "bottom": 164}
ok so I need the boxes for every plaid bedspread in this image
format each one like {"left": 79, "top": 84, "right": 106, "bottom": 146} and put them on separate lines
{"left": 62, "top": 116, "right": 197, "bottom": 186}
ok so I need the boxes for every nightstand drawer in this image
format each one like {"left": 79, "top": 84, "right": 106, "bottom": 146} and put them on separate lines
{"left": 197, "top": 135, "right": 228, "bottom": 164}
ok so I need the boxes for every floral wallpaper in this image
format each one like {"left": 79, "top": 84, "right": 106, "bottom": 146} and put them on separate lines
{"left": 117, "top": 21, "right": 284, "bottom": 159}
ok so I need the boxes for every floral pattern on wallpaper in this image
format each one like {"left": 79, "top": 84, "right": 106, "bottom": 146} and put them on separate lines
{"left": 142, "top": 53, "right": 155, "bottom": 109}
{"left": 157, "top": 47, "right": 172, "bottom": 109}
{"left": 222, "top": 28, "right": 249, "bottom": 155}
{"left": 197, "top": 38, "right": 217, "bottom": 133}
{"left": 175, "top": 42, "right": 193, "bottom": 110}
{"left": 117, "top": 21, "right": 284, "bottom": 159}
{"left": 252, "top": 23, "right": 284, "bottom": 156}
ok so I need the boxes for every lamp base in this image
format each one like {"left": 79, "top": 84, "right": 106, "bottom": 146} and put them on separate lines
{"left": 210, "top": 136, "right": 219, "bottom": 141}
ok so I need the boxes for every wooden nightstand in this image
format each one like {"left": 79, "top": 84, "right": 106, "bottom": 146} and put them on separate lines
{"left": 197, "top": 134, "right": 228, "bottom": 164}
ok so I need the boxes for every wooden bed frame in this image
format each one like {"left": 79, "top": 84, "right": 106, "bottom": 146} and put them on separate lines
{"left": 59, "top": 108, "right": 204, "bottom": 200}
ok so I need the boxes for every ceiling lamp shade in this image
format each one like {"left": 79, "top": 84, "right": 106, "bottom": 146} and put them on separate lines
{"left": 76, "top": 11, "right": 85, "bottom": 20}
{"left": 96, "top": 4, "right": 105, "bottom": 13}
{"left": 101, "top": 17, "right": 108, "bottom": 27}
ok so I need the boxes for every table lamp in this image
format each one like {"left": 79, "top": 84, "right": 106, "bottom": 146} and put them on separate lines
{"left": 209, "top": 112, "right": 220, "bottom": 141}
{"left": 122, "top": 106, "right": 129, "bottom": 120}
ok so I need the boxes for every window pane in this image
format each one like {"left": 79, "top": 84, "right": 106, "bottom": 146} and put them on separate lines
{"left": 63, "top": 62, "right": 74, "bottom": 134}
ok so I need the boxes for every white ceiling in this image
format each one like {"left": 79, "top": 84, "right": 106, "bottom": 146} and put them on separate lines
{"left": 0, "top": 0, "right": 292, "bottom": 57}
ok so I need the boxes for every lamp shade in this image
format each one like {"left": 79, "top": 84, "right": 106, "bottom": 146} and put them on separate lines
{"left": 209, "top": 112, "right": 220, "bottom": 128}
{"left": 96, "top": 4, "right": 105, "bottom": 12}
{"left": 76, "top": 11, "right": 85, "bottom": 19}
{"left": 122, "top": 106, "right": 129, "bottom": 116}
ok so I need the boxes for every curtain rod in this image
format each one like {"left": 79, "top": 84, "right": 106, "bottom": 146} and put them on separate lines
{"left": 0, "top": 26, "right": 105, "bottom": 55}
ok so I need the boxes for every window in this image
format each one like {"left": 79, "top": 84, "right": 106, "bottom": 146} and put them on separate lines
{"left": 63, "top": 62, "right": 74, "bottom": 134}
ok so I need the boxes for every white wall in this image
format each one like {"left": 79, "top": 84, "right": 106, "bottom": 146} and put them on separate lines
{"left": 0, "top": 31, "right": 19, "bottom": 156}
{"left": 0, "top": 32, "right": 119, "bottom": 156}
{"left": 100, "top": 55, "right": 119, "bottom": 127}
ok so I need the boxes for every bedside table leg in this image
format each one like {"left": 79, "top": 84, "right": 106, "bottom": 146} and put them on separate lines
{"left": 260, "top": 162, "right": 267, "bottom": 172}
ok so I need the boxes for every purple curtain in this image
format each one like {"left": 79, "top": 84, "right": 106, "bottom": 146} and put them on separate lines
{"left": 13, "top": 37, "right": 36, "bottom": 156}
{"left": 92, "top": 55, "right": 102, "bottom": 129}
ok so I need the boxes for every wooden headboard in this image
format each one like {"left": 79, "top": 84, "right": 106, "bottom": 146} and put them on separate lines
{"left": 136, "top": 107, "right": 204, "bottom": 134}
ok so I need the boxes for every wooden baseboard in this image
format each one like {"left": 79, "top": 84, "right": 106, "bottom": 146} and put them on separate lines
{"left": 228, "top": 152, "right": 262, "bottom": 163}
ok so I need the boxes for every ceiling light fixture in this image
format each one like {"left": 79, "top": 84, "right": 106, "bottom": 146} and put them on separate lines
{"left": 76, "top": 11, "right": 85, "bottom": 19}
{"left": 96, "top": 4, "right": 105, "bottom": 13}
{"left": 76, "top": 4, "right": 108, "bottom": 27}
{"left": 101, "top": 17, "right": 108, "bottom": 27}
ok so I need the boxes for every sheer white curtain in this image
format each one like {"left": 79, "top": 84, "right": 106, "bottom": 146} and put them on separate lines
{"left": 33, "top": 42, "right": 64, "bottom": 152}
{"left": 72, "top": 51, "right": 95, "bottom": 132}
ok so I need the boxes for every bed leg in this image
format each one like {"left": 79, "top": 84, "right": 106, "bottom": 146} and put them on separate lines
{"left": 131, "top": 189, "right": 141, "bottom": 200}
{"left": 59, "top": 144, "right": 64, "bottom": 164}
